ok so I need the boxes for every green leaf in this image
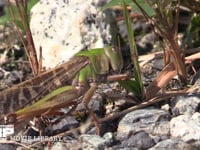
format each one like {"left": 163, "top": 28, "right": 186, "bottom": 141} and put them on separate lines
{"left": 78, "top": 65, "right": 96, "bottom": 83}
{"left": 189, "top": 15, "right": 200, "bottom": 32}
{"left": 76, "top": 48, "right": 104, "bottom": 58}
{"left": 122, "top": 0, "right": 144, "bottom": 100}
{"left": 101, "top": 0, "right": 119, "bottom": 11}
{"left": 104, "top": 46, "right": 123, "bottom": 71}
{"left": 101, "top": 0, "right": 132, "bottom": 11}
{"left": 101, "top": 0, "right": 155, "bottom": 17}
{"left": 76, "top": 48, "right": 109, "bottom": 74}
{"left": 130, "top": 0, "right": 155, "bottom": 17}
{"left": 27, "top": 0, "right": 39, "bottom": 12}
{"left": 119, "top": 80, "right": 142, "bottom": 98}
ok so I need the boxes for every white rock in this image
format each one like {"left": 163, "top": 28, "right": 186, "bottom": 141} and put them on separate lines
{"left": 170, "top": 113, "right": 200, "bottom": 142}
{"left": 30, "top": 0, "right": 115, "bottom": 68}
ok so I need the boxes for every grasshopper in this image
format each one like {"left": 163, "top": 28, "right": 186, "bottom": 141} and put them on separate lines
{"left": 0, "top": 56, "right": 89, "bottom": 123}
{"left": 0, "top": 46, "right": 124, "bottom": 135}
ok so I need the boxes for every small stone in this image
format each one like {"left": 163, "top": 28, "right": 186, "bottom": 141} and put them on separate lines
{"left": 79, "top": 134, "right": 107, "bottom": 150}
{"left": 103, "top": 132, "right": 115, "bottom": 146}
{"left": 44, "top": 142, "right": 71, "bottom": 150}
{"left": 133, "top": 22, "right": 143, "bottom": 34}
{"left": 0, "top": 69, "right": 4, "bottom": 79}
{"left": 172, "top": 95, "right": 200, "bottom": 116}
{"left": 0, "top": 144, "right": 16, "bottom": 150}
{"left": 52, "top": 116, "right": 79, "bottom": 134}
{"left": 161, "top": 104, "right": 170, "bottom": 112}
{"left": 170, "top": 113, "right": 200, "bottom": 142}
{"left": 117, "top": 108, "right": 170, "bottom": 140}
{"left": 0, "top": 50, "right": 8, "bottom": 65}
{"left": 75, "top": 93, "right": 105, "bottom": 127}
{"left": 121, "top": 131, "right": 155, "bottom": 149}
{"left": 139, "top": 32, "right": 156, "bottom": 46}
{"left": 191, "top": 68, "right": 200, "bottom": 85}
{"left": 4, "top": 70, "right": 23, "bottom": 85}
{"left": 152, "top": 57, "right": 164, "bottom": 70}
{"left": 112, "top": 147, "right": 139, "bottom": 150}
{"left": 88, "top": 94, "right": 105, "bottom": 116}
{"left": 149, "top": 138, "right": 198, "bottom": 150}
{"left": 137, "top": 32, "right": 155, "bottom": 54}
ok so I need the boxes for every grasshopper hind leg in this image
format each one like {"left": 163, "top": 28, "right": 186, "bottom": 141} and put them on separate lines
{"left": 82, "top": 84, "right": 100, "bottom": 135}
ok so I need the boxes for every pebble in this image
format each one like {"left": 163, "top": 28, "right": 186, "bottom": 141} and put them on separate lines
{"left": 149, "top": 138, "right": 198, "bottom": 150}
{"left": 138, "top": 32, "right": 156, "bottom": 49}
{"left": 191, "top": 68, "right": 200, "bottom": 93}
{"left": 120, "top": 131, "right": 155, "bottom": 149}
{"left": 52, "top": 116, "right": 79, "bottom": 134}
{"left": 103, "top": 132, "right": 115, "bottom": 146}
{"left": 76, "top": 93, "right": 105, "bottom": 117}
{"left": 117, "top": 108, "right": 170, "bottom": 140}
{"left": 172, "top": 95, "right": 200, "bottom": 116}
{"left": 0, "top": 144, "right": 16, "bottom": 150}
{"left": 79, "top": 134, "right": 108, "bottom": 150}
{"left": 170, "top": 113, "right": 200, "bottom": 142}
{"left": 44, "top": 141, "right": 76, "bottom": 150}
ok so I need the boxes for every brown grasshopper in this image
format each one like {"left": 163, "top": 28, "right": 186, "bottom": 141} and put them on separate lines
{"left": 0, "top": 46, "right": 125, "bottom": 136}
{"left": 0, "top": 56, "right": 90, "bottom": 125}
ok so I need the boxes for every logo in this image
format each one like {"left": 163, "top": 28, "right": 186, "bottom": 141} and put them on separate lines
{"left": 0, "top": 124, "right": 66, "bottom": 142}
{"left": 0, "top": 125, "right": 14, "bottom": 139}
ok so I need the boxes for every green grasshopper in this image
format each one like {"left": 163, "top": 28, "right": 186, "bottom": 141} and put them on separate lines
{"left": 0, "top": 46, "right": 123, "bottom": 134}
